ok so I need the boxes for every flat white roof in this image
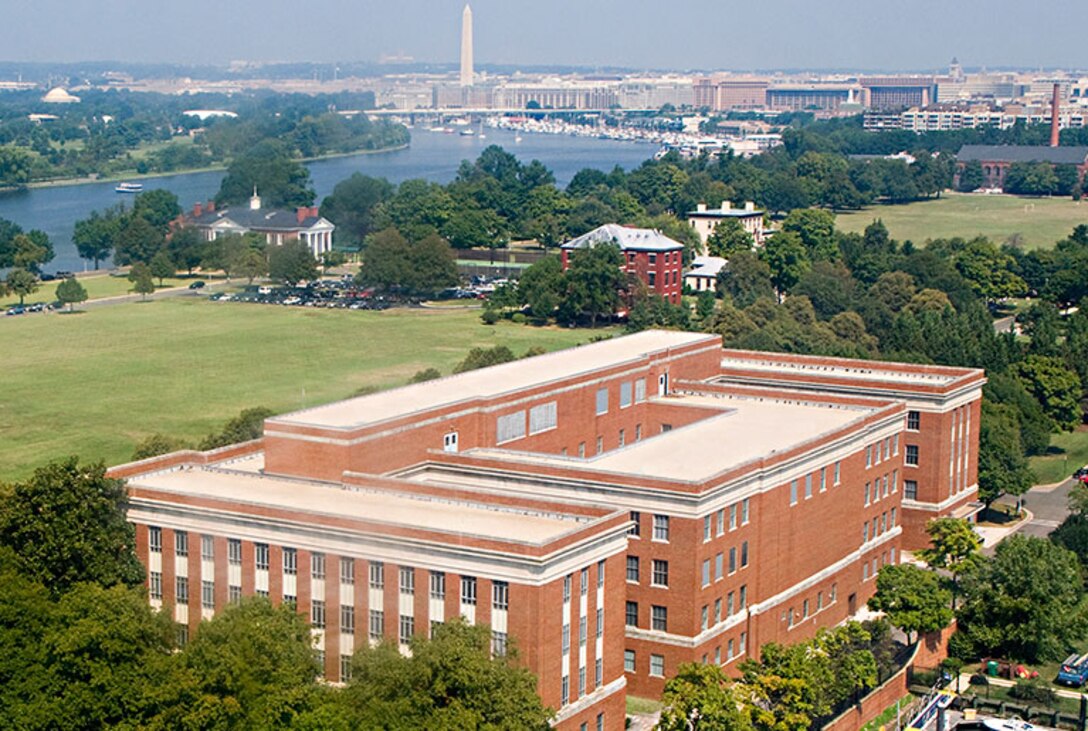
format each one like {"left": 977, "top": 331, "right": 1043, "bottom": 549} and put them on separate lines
{"left": 719, "top": 355, "right": 963, "bottom": 387}
{"left": 467, "top": 393, "right": 875, "bottom": 483}
{"left": 273, "top": 330, "right": 716, "bottom": 430}
{"left": 130, "top": 458, "right": 587, "bottom": 544}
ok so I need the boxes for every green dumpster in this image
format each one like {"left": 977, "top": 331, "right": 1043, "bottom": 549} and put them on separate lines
{"left": 986, "top": 660, "right": 999, "bottom": 677}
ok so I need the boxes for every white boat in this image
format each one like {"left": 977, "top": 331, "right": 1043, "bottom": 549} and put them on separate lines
{"left": 982, "top": 719, "right": 1039, "bottom": 731}
{"left": 459, "top": 128, "right": 476, "bottom": 137}
{"left": 514, "top": 135, "right": 523, "bottom": 143}
{"left": 115, "top": 182, "right": 143, "bottom": 193}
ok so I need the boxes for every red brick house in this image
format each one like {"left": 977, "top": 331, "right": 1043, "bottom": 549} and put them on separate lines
{"left": 560, "top": 224, "right": 685, "bottom": 305}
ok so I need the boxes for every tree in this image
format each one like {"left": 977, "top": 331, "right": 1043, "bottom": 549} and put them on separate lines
{"left": 454, "top": 345, "right": 517, "bottom": 373}
{"left": 358, "top": 227, "right": 411, "bottom": 290}
{"left": 559, "top": 242, "right": 626, "bottom": 328}
{"left": 916, "top": 517, "right": 982, "bottom": 608}
{"left": 12, "top": 232, "right": 53, "bottom": 272}
{"left": 958, "top": 161, "right": 984, "bottom": 192}
{"left": 149, "top": 250, "right": 175, "bottom": 285}
{"left": 517, "top": 256, "right": 565, "bottom": 320}
{"left": 216, "top": 139, "right": 314, "bottom": 209}
{"left": 132, "top": 433, "right": 191, "bottom": 460}
{"left": 869, "top": 564, "right": 953, "bottom": 642}
{"left": 1051, "top": 512, "right": 1088, "bottom": 571}
{"left": 5, "top": 267, "right": 39, "bottom": 305}
{"left": 718, "top": 250, "right": 775, "bottom": 308}
{"left": 409, "top": 368, "right": 442, "bottom": 383}
{"left": 760, "top": 232, "right": 810, "bottom": 297}
{"left": 55, "top": 276, "right": 88, "bottom": 312}
{"left": 707, "top": 218, "right": 754, "bottom": 258}
{"left": 1015, "top": 355, "right": 1082, "bottom": 432}
{"left": 165, "top": 226, "right": 205, "bottom": 274}
{"left": 0, "top": 457, "right": 144, "bottom": 595}
{"left": 406, "top": 234, "right": 460, "bottom": 294}
{"left": 958, "top": 535, "right": 1087, "bottom": 662}
{"left": 658, "top": 663, "right": 751, "bottom": 731}
{"left": 320, "top": 173, "right": 394, "bottom": 249}
{"left": 977, "top": 401, "right": 1035, "bottom": 509}
{"left": 114, "top": 215, "right": 164, "bottom": 265}
{"left": 268, "top": 240, "right": 319, "bottom": 286}
{"left": 132, "top": 189, "right": 181, "bottom": 232}
{"left": 128, "top": 261, "right": 155, "bottom": 300}
{"left": 343, "top": 618, "right": 550, "bottom": 730}
{"left": 781, "top": 209, "right": 837, "bottom": 261}
{"left": 200, "top": 406, "right": 275, "bottom": 450}
{"left": 235, "top": 246, "right": 269, "bottom": 284}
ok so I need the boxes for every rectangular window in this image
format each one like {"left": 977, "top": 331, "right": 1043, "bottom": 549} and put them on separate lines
{"left": 820, "top": 467, "right": 827, "bottom": 492}
{"left": 595, "top": 658, "right": 603, "bottom": 689}
{"left": 596, "top": 435, "right": 603, "bottom": 454}
{"left": 561, "top": 676, "right": 570, "bottom": 706}
{"left": 369, "top": 562, "right": 384, "bottom": 589}
{"left": 715, "top": 552, "right": 723, "bottom": 581}
{"left": 562, "top": 624, "right": 570, "bottom": 653}
{"left": 834, "top": 461, "right": 841, "bottom": 485}
{"left": 311, "top": 552, "right": 326, "bottom": 580}
{"left": 312, "top": 599, "right": 326, "bottom": 629}
{"left": 228, "top": 538, "right": 242, "bottom": 565}
{"left": 229, "top": 585, "right": 241, "bottom": 604}
{"left": 369, "top": 610, "right": 384, "bottom": 641}
{"left": 891, "top": 507, "right": 897, "bottom": 526}
{"left": 741, "top": 541, "right": 749, "bottom": 568}
{"left": 283, "top": 548, "right": 297, "bottom": 575}
{"left": 597, "top": 607, "right": 604, "bottom": 638}
{"left": 727, "top": 592, "right": 735, "bottom": 617}
{"left": 634, "top": 379, "right": 647, "bottom": 403}
{"left": 739, "top": 585, "right": 747, "bottom": 608}
{"left": 492, "top": 581, "right": 509, "bottom": 611}
{"left": 742, "top": 498, "right": 750, "bottom": 524}
{"left": 714, "top": 598, "right": 722, "bottom": 623}
{"left": 701, "top": 605, "right": 709, "bottom": 630}
{"left": 704, "top": 515, "right": 712, "bottom": 542}
{"left": 729, "top": 547, "right": 737, "bottom": 574}
{"left": 399, "top": 615, "right": 414, "bottom": 644}
{"left": 865, "top": 445, "right": 872, "bottom": 468}
{"left": 578, "top": 442, "right": 586, "bottom": 458}
{"left": 201, "top": 535, "right": 214, "bottom": 561}
{"left": 905, "top": 480, "right": 918, "bottom": 500}
{"left": 177, "top": 624, "right": 189, "bottom": 647}
{"left": 907, "top": 410, "right": 920, "bottom": 430}
{"left": 149, "top": 571, "right": 162, "bottom": 600}
{"left": 284, "top": 594, "right": 296, "bottom": 607}
{"left": 629, "top": 511, "right": 641, "bottom": 537}
{"left": 874, "top": 441, "right": 882, "bottom": 465}
{"left": 496, "top": 411, "right": 527, "bottom": 443}
{"left": 460, "top": 576, "right": 477, "bottom": 605}
{"left": 635, "top": 423, "right": 643, "bottom": 441}
{"left": 729, "top": 504, "right": 738, "bottom": 530}
{"left": 580, "top": 568, "right": 589, "bottom": 595}
{"left": 620, "top": 381, "right": 633, "bottom": 408}
{"left": 652, "top": 605, "right": 667, "bottom": 632}
{"left": 652, "top": 560, "right": 669, "bottom": 587}
{"left": 906, "top": 445, "right": 919, "bottom": 466}
{"left": 803, "top": 599, "right": 810, "bottom": 618}
{"left": 805, "top": 473, "right": 813, "bottom": 499}
{"left": 202, "top": 580, "right": 215, "bottom": 609}
{"left": 175, "top": 531, "right": 189, "bottom": 557}
{"left": 863, "top": 523, "right": 869, "bottom": 542}
{"left": 255, "top": 543, "right": 269, "bottom": 571}
{"left": 790, "top": 480, "right": 798, "bottom": 506}
{"left": 865, "top": 482, "right": 871, "bottom": 505}
{"left": 652, "top": 514, "right": 670, "bottom": 541}
{"left": 340, "top": 557, "right": 355, "bottom": 585}
{"left": 579, "top": 616, "right": 587, "bottom": 646}
{"left": 650, "top": 654, "right": 665, "bottom": 677}
{"left": 341, "top": 605, "right": 355, "bottom": 634}
{"left": 884, "top": 438, "right": 891, "bottom": 461}
{"left": 528, "top": 401, "right": 558, "bottom": 434}
{"left": 716, "top": 508, "right": 725, "bottom": 536}
{"left": 624, "top": 650, "right": 636, "bottom": 672}
{"left": 701, "top": 559, "right": 711, "bottom": 587}
{"left": 595, "top": 388, "right": 609, "bottom": 415}
{"left": 626, "top": 601, "right": 639, "bottom": 627}
{"left": 563, "top": 575, "right": 571, "bottom": 602}
{"left": 176, "top": 576, "right": 189, "bottom": 604}
{"left": 149, "top": 526, "right": 162, "bottom": 553}
{"left": 429, "top": 570, "right": 445, "bottom": 599}
{"left": 894, "top": 434, "right": 900, "bottom": 455}
{"left": 817, "top": 591, "right": 823, "bottom": 611}
{"left": 892, "top": 469, "right": 899, "bottom": 493}
{"left": 491, "top": 630, "right": 508, "bottom": 657}
{"left": 598, "top": 559, "right": 605, "bottom": 588}
{"left": 618, "top": 429, "right": 625, "bottom": 447}
{"left": 340, "top": 655, "right": 353, "bottom": 682}
{"left": 399, "top": 567, "right": 415, "bottom": 595}
{"left": 626, "top": 555, "right": 640, "bottom": 582}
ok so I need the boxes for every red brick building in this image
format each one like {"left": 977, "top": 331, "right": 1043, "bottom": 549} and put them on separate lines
{"left": 560, "top": 224, "right": 685, "bottom": 305}
{"left": 112, "top": 331, "right": 983, "bottom": 728}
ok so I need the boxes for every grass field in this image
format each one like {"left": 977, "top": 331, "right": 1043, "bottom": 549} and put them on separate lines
{"left": 0, "top": 272, "right": 191, "bottom": 308}
{"left": 1029, "top": 426, "right": 1088, "bottom": 484}
{"left": 0, "top": 299, "right": 614, "bottom": 482}
{"left": 835, "top": 193, "right": 1088, "bottom": 250}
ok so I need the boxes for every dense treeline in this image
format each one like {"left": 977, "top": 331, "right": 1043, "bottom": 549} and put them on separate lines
{"left": 0, "top": 89, "right": 406, "bottom": 185}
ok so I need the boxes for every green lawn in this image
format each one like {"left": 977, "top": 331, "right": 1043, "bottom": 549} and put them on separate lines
{"left": 835, "top": 193, "right": 1088, "bottom": 250}
{"left": 1, "top": 272, "right": 193, "bottom": 309}
{"left": 0, "top": 299, "right": 614, "bottom": 481}
{"left": 1029, "top": 426, "right": 1088, "bottom": 485}
{"left": 625, "top": 696, "right": 663, "bottom": 715}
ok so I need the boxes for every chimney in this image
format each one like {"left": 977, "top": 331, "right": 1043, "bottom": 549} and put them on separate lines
{"left": 721, "top": 201, "right": 732, "bottom": 211}
{"left": 297, "top": 207, "right": 308, "bottom": 224}
{"left": 745, "top": 201, "right": 755, "bottom": 212}
{"left": 206, "top": 200, "right": 215, "bottom": 213}
{"left": 697, "top": 203, "right": 707, "bottom": 213}
{"left": 1050, "top": 82, "right": 1061, "bottom": 148}
{"left": 193, "top": 201, "right": 203, "bottom": 218}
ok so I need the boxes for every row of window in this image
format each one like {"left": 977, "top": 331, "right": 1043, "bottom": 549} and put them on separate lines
{"left": 560, "top": 609, "right": 605, "bottom": 652}
{"left": 559, "top": 657, "right": 605, "bottom": 706}
{"left": 861, "top": 549, "right": 897, "bottom": 581}
{"left": 701, "top": 498, "right": 751, "bottom": 542}
{"left": 864, "top": 470, "right": 899, "bottom": 506}
{"left": 865, "top": 435, "right": 900, "bottom": 469}
{"left": 624, "top": 634, "right": 748, "bottom": 679}
{"left": 628, "top": 585, "right": 749, "bottom": 632}
{"left": 700, "top": 542, "right": 748, "bottom": 587}
{"left": 698, "top": 585, "right": 750, "bottom": 631}
{"left": 561, "top": 561, "right": 607, "bottom": 602}
{"left": 788, "top": 462, "right": 842, "bottom": 506}
{"left": 785, "top": 583, "right": 838, "bottom": 629}
{"left": 862, "top": 509, "right": 897, "bottom": 543}
{"left": 596, "top": 377, "right": 648, "bottom": 416}
{"left": 627, "top": 511, "right": 671, "bottom": 541}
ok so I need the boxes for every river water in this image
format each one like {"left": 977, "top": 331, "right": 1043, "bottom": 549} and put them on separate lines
{"left": 0, "top": 128, "right": 656, "bottom": 273}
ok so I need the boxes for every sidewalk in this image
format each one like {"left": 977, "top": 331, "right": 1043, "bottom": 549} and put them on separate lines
{"left": 974, "top": 508, "right": 1033, "bottom": 549}
{"left": 955, "top": 671, "right": 1087, "bottom": 702}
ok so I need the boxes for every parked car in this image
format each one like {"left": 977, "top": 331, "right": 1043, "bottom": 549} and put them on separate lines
{"left": 6, "top": 305, "right": 25, "bottom": 316}
{"left": 188, "top": 280, "right": 206, "bottom": 289}
{"left": 1057, "top": 653, "right": 1088, "bottom": 686}
{"left": 1074, "top": 465, "right": 1088, "bottom": 481}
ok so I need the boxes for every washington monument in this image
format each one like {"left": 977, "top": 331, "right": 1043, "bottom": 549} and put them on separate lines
{"left": 460, "top": 4, "right": 473, "bottom": 87}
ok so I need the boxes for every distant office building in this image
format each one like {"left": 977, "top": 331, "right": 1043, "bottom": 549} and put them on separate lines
{"left": 693, "top": 76, "right": 769, "bottom": 112}
{"left": 686, "top": 201, "right": 766, "bottom": 253}
{"left": 618, "top": 77, "right": 695, "bottom": 109}
{"left": 955, "top": 144, "right": 1088, "bottom": 189}
{"left": 765, "top": 84, "right": 862, "bottom": 112}
{"left": 859, "top": 76, "right": 939, "bottom": 110}
{"left": 493, "top": 80, "right": 619, "bottom": 110}
{"left": 560, "top": 224, "right": 685, "bottom": 305}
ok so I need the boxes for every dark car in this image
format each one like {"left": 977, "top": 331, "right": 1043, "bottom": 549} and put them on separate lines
{"left": 1074, "top": 466, "right": 1088, "bottom": 481}
{"left": 188, "top": 280, "right": 206, "bottom": 290}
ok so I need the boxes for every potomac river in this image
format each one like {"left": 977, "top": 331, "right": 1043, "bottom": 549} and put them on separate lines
{"left": 0, "top": 127, "right": 657, "bottom": 274}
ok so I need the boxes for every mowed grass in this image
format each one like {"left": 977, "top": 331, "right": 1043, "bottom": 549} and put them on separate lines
{"left": 0, "top": 272, "right": 191, "bottom": 308}
{"left": 835, "top": 193, "right": 1088, "bottom": 250}
{"left": 0, "top": 299, "right": 614, "bottom": 481}
{"left": 1029, "top": 426, "right": 1088, "bottom": 485}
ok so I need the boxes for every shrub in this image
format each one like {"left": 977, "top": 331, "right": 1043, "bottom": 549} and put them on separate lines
{"left": 480, "top": 308, "right": 499, "bottom": 325}
{"left": 1008, "top": 679, "right": 1057, "bottom": 706}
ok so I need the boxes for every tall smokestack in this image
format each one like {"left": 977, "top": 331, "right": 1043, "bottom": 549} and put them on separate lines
{"left": 1051, "top": 82, "right": 1061, "bottom": 148}
{"left": 460, "top": 4, "right": 474, "bottom": 88}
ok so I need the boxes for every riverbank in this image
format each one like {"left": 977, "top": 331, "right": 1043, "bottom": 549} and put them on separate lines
{"left": 23, "top": 142, "right": 411, "bottom": 191}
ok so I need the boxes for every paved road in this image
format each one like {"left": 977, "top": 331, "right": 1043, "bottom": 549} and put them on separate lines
{"left": 1003, "top": 478, "right": 1075, "bottom": 539}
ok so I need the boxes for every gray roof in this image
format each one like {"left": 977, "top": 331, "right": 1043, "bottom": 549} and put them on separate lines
{"left": 685, "top": 256, "right": 727, "bottom": 279}
{"left": 956, "top": 145, "right": 1088, "bottom": 165}
{"left": 560, "top": 224, "right": 684, "bottom": 253}
{"left": 191, "top": 208, "right": 325, "bottom": 232}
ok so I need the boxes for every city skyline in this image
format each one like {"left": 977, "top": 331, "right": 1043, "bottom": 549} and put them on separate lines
{"left": 0, "top": 0, "right": 1086, "bottom": 73}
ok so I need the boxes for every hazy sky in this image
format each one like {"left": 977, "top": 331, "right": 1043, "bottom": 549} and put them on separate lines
{"left": 3, "top": 0, "right": 1086, "bottom": 72}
